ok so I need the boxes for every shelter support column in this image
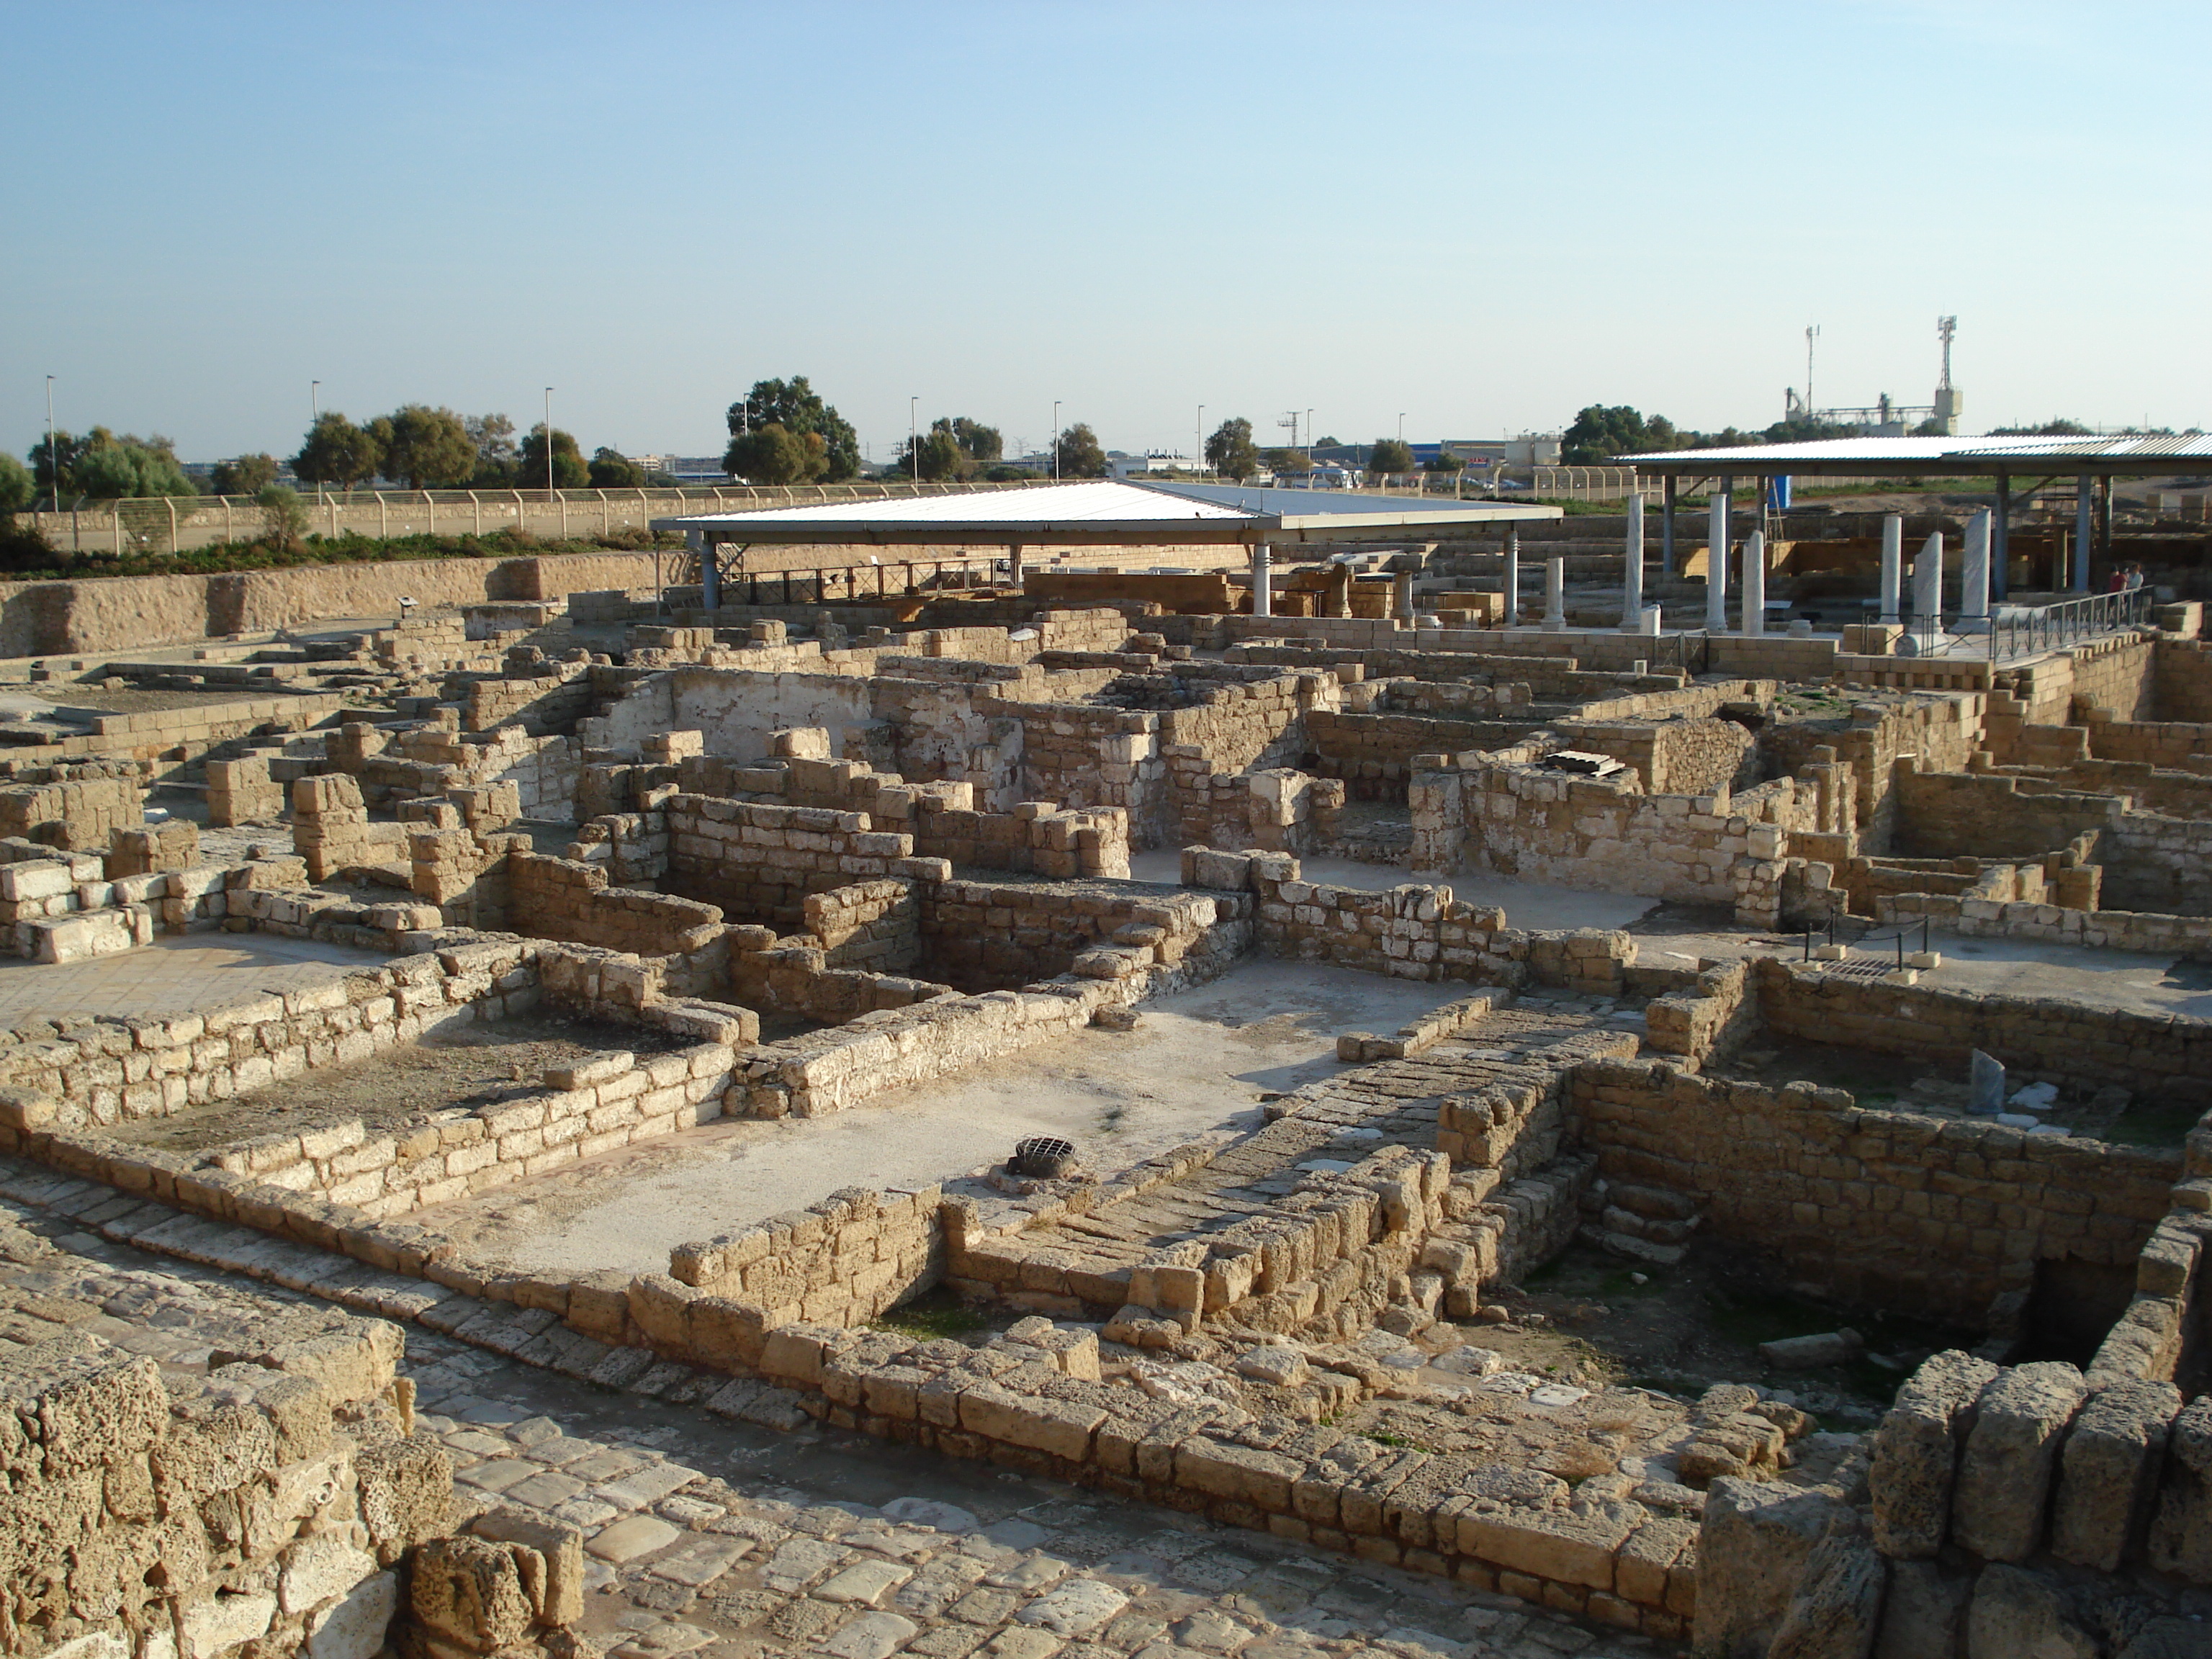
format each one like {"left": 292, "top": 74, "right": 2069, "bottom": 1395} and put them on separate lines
{"left": 1502, "top": 531, "right": 1520, "bottom": 628}
{"left": 1706, "top": 489, "right": 1730, "bottom": 631}
{"left": 1660, "top": 475, "right": 1676, "bottom": 577}
{"left": 1251, "top": 541, "right": 1272, "bottom": 617}
{"left": 1620, "top": 491, "right": 1645, "bottom": 629}
{"left": 1542, "top": 557, "right": 1565, "bottom": 630}
{"left": 1009, "top": 543, "right": 1025, "bottom": 589}
{"left": 700, "top": 533, "right": 719, "bottom": 611}
{"left": 1879, "top": 515, "right": 1902, "bottom": 623}
{"left": 2097, "top": 475, "right": 2113, "bottom": 569}
{"left": 1741, "top": 531, "right": 1765, "bottom": 635}
{"left": 1961, "top": 509, "right": 1991, "bottom": 620}
{"left": 2074, "top": 473, "right": 2093, "bottom": 591}
{"left": 1914, "top": 533, "right": 1943, "bottom": 629}
{"left": 1992, "top": 473, "right": 2010, "bottom": 600}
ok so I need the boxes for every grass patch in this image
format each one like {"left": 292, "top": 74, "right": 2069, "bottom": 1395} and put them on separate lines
{"left": 870, "top": 1286, "right": 993, "bottom": 1341}
{"left": 2102, "top": 1097, "right": 2204, "bottom": 1149}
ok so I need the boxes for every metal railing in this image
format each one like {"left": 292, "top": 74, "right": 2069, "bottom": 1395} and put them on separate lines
{"left": 1987, "top": 588, "right": 2154, "bottom": 660}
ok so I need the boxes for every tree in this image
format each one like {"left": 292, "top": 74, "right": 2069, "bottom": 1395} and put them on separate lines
{"left": 724, "top": 422, "right": 818, "bottom": 485}
{"left": 1316, "top": 435, "right": 1341, "bottom": 447}
{"left": 465, "top": 413, "right": 516, "bottom": 463}
{"left": 1561, "top": 405, "right": 1678, "bottom": 463}
{"left": 951, "top": 418, "right": 1002, "bottom": 462}
{"left": 723, "top": 377, "right": 860, "bottom": 481}
{"left": 1369, "top": 438, "right": 1415, "bottom": 477}
{"left": 0, "top": 451, "right": 32, "bottom": 521}
{"left": 29, "top": 431, "right": 94, "bottom": 503}
{"left": 256, "top": 483, "right": 308, "bottom": 548}
{"left": 894, "top": 419, "right": 976, "bottom": 482}
{"left": 69, "top": 431, "right": 198, "bottom": 500}
{"left": 1205, "top": 418, "right": 1260, "bottom": 481}
{"left": 516, "top": 425, "right": 589, "bottom": 490}
{"left": 588, "top": 446, "right": 647, "bottom": 489}
{"left": 371, "top": 405, "right": 477, "bottom": 490}
{"left": 1424, "top": 449, "right": 1465, "bottom": 475}
{"left": 1990, "top": 418, "right": 2094, "bottom": 436}
{"left": 293, "top": 413, "right": 382, "bottom": 490}
{"left": 1053, "top": 423, "right": 1107, "bottom": 479}
{"left": 1262, "top": 448, "right": 1305, "bottom": 473}
{"left": 211, "top": 454, "right": 279, "bottom": 497}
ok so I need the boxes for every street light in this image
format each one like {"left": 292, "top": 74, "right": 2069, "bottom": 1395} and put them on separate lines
{"left": 910, "top": 397, "right": 919, "bottom": 485}
{"left": 544, "top": 387, "right": 555, "bottom": 495}
{"left": 1398, "top": 413, "right": 1406, "bottom": 443}
{"left": 1197, "top": 405, "right": 1205, "bottom": 473}
{"left": 1052, "top": 401, "right": 1061, "bottom": 481}
{"left": 44, "top": 376, "right": 56, "bottom": 513}
{"left": 310, "top": 381, "right": 322, "bottom": 502}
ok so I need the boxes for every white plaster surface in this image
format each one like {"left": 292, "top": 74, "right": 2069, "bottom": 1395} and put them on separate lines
{"left": 428, "top": 958, "right": 1480, "bottom": 1278}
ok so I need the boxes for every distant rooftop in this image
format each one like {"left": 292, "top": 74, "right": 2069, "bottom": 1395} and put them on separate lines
{"left": 653, "top": 479, "right": 1557, "bottom": 546}
{"left": 1620, "top": 433, "right": 2212, "bottom": 477}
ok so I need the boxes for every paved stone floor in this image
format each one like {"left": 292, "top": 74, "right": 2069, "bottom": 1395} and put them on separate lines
{"left": 0, "top": 930, "right": 385, "bottom": 1022}
{"left": 0, "top": 1177, "right": 1671, "bottom": 1659}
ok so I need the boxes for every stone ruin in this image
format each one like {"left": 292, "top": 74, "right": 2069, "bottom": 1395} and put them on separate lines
{"left": 0, "top": 562, "right": 2206, "bottom": 1658}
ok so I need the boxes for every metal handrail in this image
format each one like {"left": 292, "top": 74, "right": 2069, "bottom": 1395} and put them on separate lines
{"left": 1988, "top": 588, "right": 2154, "bottom": 660}
{"left": 1800, "top": 914, "right": 1931, "bottom": 971}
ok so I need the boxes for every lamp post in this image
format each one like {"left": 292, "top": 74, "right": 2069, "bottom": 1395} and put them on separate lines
{"left": 1197, "top": 405, "right": 1204, "bottom": 474}
{"left": 910, "top": 397, "right": 919, "bottom": 485}
{"left": 1398, "top": 413, "right": 1405, "bottom": 443}
{"left": 310, "top": 381, "right": 322, "bottom": 502}
{"left": 544, "top": 387, "right": 555, "bottom": 496}
{"left": 44, "top": 376, "right": 56, "bottom": 513}
{"left": 1052, "top": 401, "right": 1061, "bottom": 480}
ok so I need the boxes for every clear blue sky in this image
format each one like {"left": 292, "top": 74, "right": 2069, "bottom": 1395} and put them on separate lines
{"left": 4, "top": 1, "right": 2205, "bottom": 465}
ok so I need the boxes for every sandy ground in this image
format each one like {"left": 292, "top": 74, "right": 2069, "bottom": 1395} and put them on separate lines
{"left": 425, "top": 958, "right": 1485, "bottom": 1280}
{"left": 1127, "top": 849, "right": 1660, "bottom": 933}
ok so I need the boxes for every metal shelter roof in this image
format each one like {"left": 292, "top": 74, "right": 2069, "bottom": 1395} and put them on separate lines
{"left": 1619, "top": 433, "right": 2212, "bottom": 479}
{"left": 651, "top": 479, "right": 1557, "bottom": 547}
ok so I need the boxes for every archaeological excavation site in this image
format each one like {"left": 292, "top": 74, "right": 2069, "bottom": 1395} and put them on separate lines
{"left": 0, "top": 482, "right": 2208, "bottom": 1659}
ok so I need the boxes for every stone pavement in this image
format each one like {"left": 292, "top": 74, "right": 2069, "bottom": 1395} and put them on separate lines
{"left": 0, "top": 929, "right": 385, "bottom": 1022}
{"left": 0, "top": 1172, "right": 1673, "bottom": 1659}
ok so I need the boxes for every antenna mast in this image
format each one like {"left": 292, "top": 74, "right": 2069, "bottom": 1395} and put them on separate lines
{"left": 1937, "top": 315, "right": 1957, "bottom": 391}
{"left": 1804, "top": 325, "right": 1820, "bottom": 417}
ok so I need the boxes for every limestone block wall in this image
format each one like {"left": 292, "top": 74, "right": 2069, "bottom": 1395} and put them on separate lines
{"left": 0, "top": 773, "right": 142, "bottom": 852}
{"left": 1185, "top": 848, "right": 1632, "bottom": 992}
{"left": 1750, "top": 957, "right": 2212, "bottom": 1102}
{"left": 508, "top": 850, "right": 726, "bottom": 958}
{"left": 667, "top": 1183, "right": 945, "bottom": 1339}
{"left": 1303, "top": 710, "right": 1523, "bottom": 803}
{"left": 663, "top": 795, "right": 919, "bottom": 927}
{"left": 2085, "top": 715, "right": 2212, "bottom": 773}
{"left": 1558, "top": 716, "right": 1757, "bottom": 797}
{"left": 1760, "top": 693, "right": 1987, "bottom": 851}
{"left": 801, "top": 877, "right": 921, "bottom": 972}
{"left": 1891, "top": 764, "right": 2122, "bottom": 859}
{"left": 1408, "top": 755, "right": 1814, "bottom": 925}
{"left": 2101, "top": 811, "right": 2212, "bottom": 916}
{"left": 2154, "top": 637, "right": 2212, "bottom": 721}
{"left": 1568, "top": 1059, "right": 2178, "bottom": 1325}
{"left": 0, "top": 938, "right": 541, "bottom": 1130}
{"left": 0, "top": 1308, "right": 454, "bottom": 1659}
{"left": 918, "top": 876, "right": 1226, "bottom": 992}
{"left": 1882, "top": 891, "right": 2212, "bottom": 962}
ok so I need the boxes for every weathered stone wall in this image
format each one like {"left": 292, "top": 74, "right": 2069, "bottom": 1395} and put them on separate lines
{"left": 1892, "top": 764, "right": 2122, "bottom": 859}
{"left": 1304, "top": 710, "right": 1520, "bottom": 804}
{"left": 801, "top": 877, "right": 921, "bottom": 973}
{"left": 2101, "top": 810, "right": 2212, "bottom": 916}
{"left": 1568, "top": 1058, "right": 2178, "bottom": 1324}
{"left": 662, "top": 795, "right": 920, "bottom": 929}
{"left": 1185, "top": 848, "right": 1632, "bottom": 993}
{"left": 2153, "top": 637, "right": 2212, "bottom": 721}
{"left": 1750, "top": 957, "right": 2212, "bottom": 1102}
{"left": 667, "top": 1182, "right": 945, "bottom": 1333}
{"left": 507, "top": 850, "right": 725, "bottom": 958}
{"left": 0, "top": 1302, "right": 451, "bottom": 1659}
{"left": 919, "top": 877, "right": 1221, "bottom": 992}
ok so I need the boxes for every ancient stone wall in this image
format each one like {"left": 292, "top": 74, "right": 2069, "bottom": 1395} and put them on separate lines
{"left": 801, "top": 877, "right": 921, "bottom": 972}
{"left": 662, "top": 796, "right": 920, "bottom": 929}
{"left": 918, "top": 878, "right": 1221, "bottom": 992}
{"left": 507, "top": 850, "right": 726, "bottom": 960}
{"left": 1568, "top": 1058, "right": 2177, "bottom": 1324}
{"left": 667, "top": 1182, "right": 945, "bottom": 1334}
{"left": 1184, "top": 848, "right": 1632, "bottom": 993}
{"left": 0, "top": 1305, "right": 454, "bottom": 1659}
{"left": 1891, "top": 765, "right": 2121, "bottom": 859}
{"left": 2153, "top": 637, "right": 2212, "bottom": 721}
{"left": 0, "top": 773, "right": 142, "bottom": 852}
{"left": 2101, "top": 810, "right": 2212, "bottom": 916}
{"left": 1750, "top": 957, "right": 2211, "bottom": 1101}
{"left": 1304, "top": 710, "right": 1519, "bottom": 804}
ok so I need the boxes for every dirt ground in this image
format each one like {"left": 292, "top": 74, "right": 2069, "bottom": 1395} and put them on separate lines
{"left": 1446, "top": 1236, "right": 1969, "bottom": 1427}
{"left": 108, "top": 1012, "right": 689, "bottom": 1155}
